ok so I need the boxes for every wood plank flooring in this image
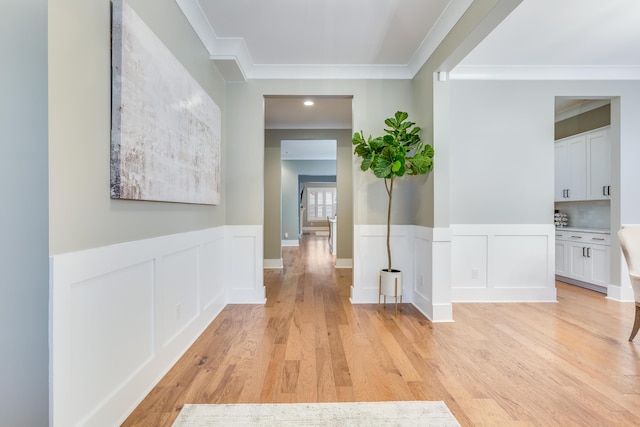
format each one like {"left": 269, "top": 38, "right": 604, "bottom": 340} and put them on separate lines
{"left": 123, "top": 234, "right": 640, "bottom": 426}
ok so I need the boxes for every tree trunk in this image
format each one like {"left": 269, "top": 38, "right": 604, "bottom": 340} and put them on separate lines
{"left": 385, "top": 176, "right": 394, "bottom": 272}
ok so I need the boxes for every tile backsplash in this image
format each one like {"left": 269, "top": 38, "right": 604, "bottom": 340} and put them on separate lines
{"left": 554, "top": 200, "right": 610, "bottom": 229}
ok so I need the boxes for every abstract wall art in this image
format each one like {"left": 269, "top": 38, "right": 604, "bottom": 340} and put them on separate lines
{"left": 110, "top": 0, "right": 221, "bottom": 205}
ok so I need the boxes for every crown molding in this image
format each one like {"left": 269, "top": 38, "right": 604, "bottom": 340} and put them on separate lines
{"left": 449, "top": 65, "right": 640, "bottom": 80}
{"left": 177, "top": 0, "right": 466, "bottom": 81}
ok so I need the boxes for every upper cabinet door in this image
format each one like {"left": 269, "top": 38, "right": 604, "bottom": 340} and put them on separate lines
{"left": 567, "top": 136, "right": 587, "bottom": 200}
{"left": 554, "top": 142, "right": 569, "bottom": 201}
{"left": 587, "top": 128, "right": 611, "bottom": 200}
{"left": 554, "top": 126, "right": 610, "bottom": 202}
{"left": 554, "top": 136, "right": 586, "bottom": 201}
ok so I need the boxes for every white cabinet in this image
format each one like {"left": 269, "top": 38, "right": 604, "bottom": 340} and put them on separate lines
{"left": 556, "top": 230, "right": 610, "bottom": 290}
{"left": 555, "top": 127, "right": 610, "bottom": 202}
{"left": 587, "top": 128, "right": 611, "bottom": 200}
{"left": 555, "top": 232, "right": 568, "bottom": 276}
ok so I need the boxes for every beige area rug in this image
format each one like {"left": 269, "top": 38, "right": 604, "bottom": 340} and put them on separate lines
{"left": 172, "top": 401, "right": 460, "bottom": 426}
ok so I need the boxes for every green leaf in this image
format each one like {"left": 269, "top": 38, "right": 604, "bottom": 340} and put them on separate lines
{"left": 395, "top": 111, "right": 408, "bottom": 123}
{"left": 373, "top": 156, "right": 393, "bottom": 178}
{"left": 352, "top": 132, "right": 365, "bottom": 146}
{"left": 361, "top": 155, "right": 373, "bottom": 171}
{"left": 354, "top": 143, "right": 371, "bottom": 158}
{"left": 369, "top": 136, "right": 384, "bottom": 152}
{"left": 407, "top": 144, "right": 434, "bottom": 174}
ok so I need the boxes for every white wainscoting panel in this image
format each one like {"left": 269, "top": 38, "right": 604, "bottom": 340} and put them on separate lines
{"left": 412, "top": 227, "right": 453, "bottom": 322}
{"left": 412, "top": 227, "right": 433, "bottom": 318}
{"left": 451, "top": 224, "right": 557, "bottom": 302}
{"left": 50, "top": 227, "right": 228, "bottom": 427}
{"left": 351, "top": 225, "right": 413, "bottom": 303}
{"left": 226, "top": 225, "right": 266, "bottom": 303}
{"left": 158, "top": 247, "right": 199, "bottom": 349}
{"left": 68, "top": 262, "right": 154, "bottom": 427}
{"left": 200, "top": 237, "right": 226, "bottom": 310}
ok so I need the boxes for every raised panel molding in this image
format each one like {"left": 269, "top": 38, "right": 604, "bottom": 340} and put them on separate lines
{"left": 352, "top": 225, "right": 453, "bottom": 322}
{"left": 451, "top": 224, "right": 557, "bottom": 302}
{"left": 226, "top": 225, "right": 266, "bottom": 303}
{"left": 351, "top": 225, "right": 414, "bottom": 304}
{"left": 49, "top": 225, "right": 259, "bottom": 427}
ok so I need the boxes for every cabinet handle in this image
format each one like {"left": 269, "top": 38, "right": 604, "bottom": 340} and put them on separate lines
{"left": 607, "top": 186, "right": 611, "bottom": 196}
{"left": 567, "top": 189, "right": 570, "bottom": 198}
{"left": 591, "top": 237, "right": 605, "bottom": 241}
{"left": 603, "top": 186, "right": 607, "bottom": 196}
{"left": 587, "top": 247, "right": 591, "bottom": 257}
{"left": 582, "top": 247, "right": 586, "bottom": 257}
{"left": 571, "top": 236, "right": 582, "bottom": 238}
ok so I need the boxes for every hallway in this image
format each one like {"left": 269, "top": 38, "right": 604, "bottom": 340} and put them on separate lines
{"left": 124, "top": 234, "right": 640, "bottom": 426}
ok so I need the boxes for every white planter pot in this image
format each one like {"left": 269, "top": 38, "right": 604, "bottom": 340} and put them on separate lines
{"left": 379, "top": 269, "right": 402, "bottom": 297}
{"left": 379, "top": 269, "right": 403, "bottom": 313}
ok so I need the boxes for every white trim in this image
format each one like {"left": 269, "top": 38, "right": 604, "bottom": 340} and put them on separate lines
{"left": 226, "top": 225, "right": 266, "bottom": 304}
{"left": 335, "top": 258, "right": 353, "bottom": 269}
{"left": 352, "top": 224, "right": 414, "bottom": 303}
{"left": 450, "top": 224, "right": 557, "bottom": 303}
{"left": 50, "top": 227, "right": 227, "bottom": 427}
{"left": 177, "top": 0, "right": 470, "bottom": 81}
{"left": 449, "top": 65, "right": 640, "bottom": 81}
{"left": 264, "top": 259, "right": 283, "bottom": 269}
{"left": 281, "top": 239, "right": 300, "bottom": 247}
{"left": 609, "top": 257, "right": 636, "bottom": 301}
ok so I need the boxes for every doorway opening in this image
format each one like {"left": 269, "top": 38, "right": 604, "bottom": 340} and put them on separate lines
{"left": 263, "top": 95, "right": 354, "bottom": 274}
{"left": 553, "top": 97, "right": 618, "bottom": 295}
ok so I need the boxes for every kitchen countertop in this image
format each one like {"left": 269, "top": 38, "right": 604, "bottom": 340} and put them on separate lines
{"left": 555, "top": 227, "right": 610, "bottom": 234}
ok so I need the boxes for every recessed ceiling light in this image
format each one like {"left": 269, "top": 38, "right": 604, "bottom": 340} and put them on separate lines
{"left": 303, "top": 100, "right": 314, "bottom": 106}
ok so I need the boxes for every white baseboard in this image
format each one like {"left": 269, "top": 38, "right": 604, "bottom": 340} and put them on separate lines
{"left": 335, "top": 258, "right": 352, "bottom": 268}
{"left": 264, "top": 259, "right": 283, "bottom": 269}
{"left": 282, "top": 239, "right": 299, "bottom": 247}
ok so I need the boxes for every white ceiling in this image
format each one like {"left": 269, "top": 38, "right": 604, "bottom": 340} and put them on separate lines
{"left": 177, "top": 0, "right": 473, "bottom": 80}
{"left": 265, "top": 96, "right": 352, "bottom": 130}
{"left": 177, "top": 0, "right": 640, "bottom": 130}
{"left": 178, "top": 0, "right": 640, "bottom": 82}
{"left": 451, "top": 0, "right": 640, "bottom": 80}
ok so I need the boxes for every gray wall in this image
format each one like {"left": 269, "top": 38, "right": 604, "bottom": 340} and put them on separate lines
{"left": 449, "top": 80, "right": 554, "bottom": 225}
{"left": 446, "top": 79, "right": 640, "bottom": 288}
{"left": 49, "top": 0, "right": 227, "bottom": 255}
{"left": 264, "top": 144, "right": 282, "bottom": 260}
{"left": 411, "top": 0, "right": 524, "bottom": 228}
{"left": 228, "top": 79, "right": 414, "bottom": 229}
{"left": 1, "top": 0, "right": 50, "bottom": 424}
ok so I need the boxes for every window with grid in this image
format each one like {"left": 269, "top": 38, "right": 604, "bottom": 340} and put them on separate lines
{"left": 307, "top": 187, "right": 337, "bottom": 221}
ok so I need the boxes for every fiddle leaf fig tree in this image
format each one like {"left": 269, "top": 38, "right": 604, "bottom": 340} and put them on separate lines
{"left": 353, "top": 111, "right": 434, "bottom": 272}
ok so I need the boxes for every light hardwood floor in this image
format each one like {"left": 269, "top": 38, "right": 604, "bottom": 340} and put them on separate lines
{"left": 124, "top": 234, "right": 640, "bottom": 426}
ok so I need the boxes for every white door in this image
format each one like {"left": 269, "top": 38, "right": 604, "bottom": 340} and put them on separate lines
{"left": 567, "top": 136, "right": 587, "bottom": 200}
{"left": 587, "top": 129, "right": 611, "bottom": 200}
